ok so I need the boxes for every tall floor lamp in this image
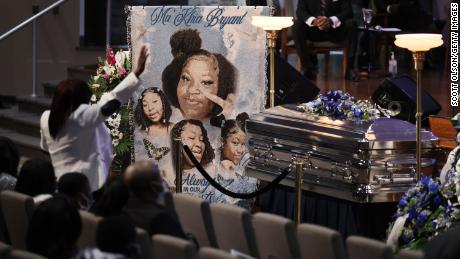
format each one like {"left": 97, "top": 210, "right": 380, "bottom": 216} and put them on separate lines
{"left": 251, "top": 16, "right": 306, "bottom": 223}
{"left": 251, "top": 16, "right": 293, "bottom": 108}
{"left": 394, "top": 34, "right": 443, "bottom": 180}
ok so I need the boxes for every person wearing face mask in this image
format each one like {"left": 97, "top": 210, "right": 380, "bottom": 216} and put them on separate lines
{"left": 162, "top": 29, "right": 238, "bottom": 122}
{"left": 57, "top": 172, "right": 94, "bottom": 210}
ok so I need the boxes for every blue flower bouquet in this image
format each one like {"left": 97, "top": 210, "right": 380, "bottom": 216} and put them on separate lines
{"left": 387, "top": 148, "right": 460, "bottom": 250}
{"left": 297, "top": 90, "right": 387, "bottom": 121}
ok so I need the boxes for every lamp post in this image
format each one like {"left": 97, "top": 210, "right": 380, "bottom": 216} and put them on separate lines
{"left": 252, "top": 15, "right": 301, "bottom": 223}
{"left": 293, "top": 158, "right": 304, "bottom": 225}
{"left": 394, "top": 34, "right": 443, "bottom": 180}
{"left": 174, "top": 137, "right": 183, "bottom": 193}
{"left": 251, "top": 16, "right": 293, "bottom": 108}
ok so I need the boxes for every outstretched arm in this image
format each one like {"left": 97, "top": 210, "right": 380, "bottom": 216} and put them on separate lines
{"left": 108, "top": 45, "right": 150, "bottom": 105}
{"left": 79, "top": 45, "right": 150, "bottom": 126}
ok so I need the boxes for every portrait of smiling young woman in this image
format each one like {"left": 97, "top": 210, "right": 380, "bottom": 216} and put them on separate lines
{"left": 134, "top": 87, "right": 173, "bottom": 139}
{"left": 134, "top": 87, "right": 175, "bottom": 186}
{"left": 177, "top": 54, "right": 220, "bottom": 120}
{"left": 162, "top": 29, "right": 238, "bottom": 122}
{"left": 219, "top": 112, "right": 249, "bottom": 173}
{"left": 170, "top": 119, "right": 215, "bottom": 173}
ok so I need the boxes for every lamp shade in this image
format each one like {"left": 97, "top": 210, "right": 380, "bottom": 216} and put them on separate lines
{"left": 394, "top": 34, "right": 443, "bottom": 52}
{"left": 251, "top": 16, "right": 293, "bottom": 31}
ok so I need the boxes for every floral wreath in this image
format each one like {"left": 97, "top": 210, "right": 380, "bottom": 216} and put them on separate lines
{"left": 88, "top": 46, "right": 133, "bottom": 171}
{"left": 387, "top": 145, "right": 460, "bottom": 250}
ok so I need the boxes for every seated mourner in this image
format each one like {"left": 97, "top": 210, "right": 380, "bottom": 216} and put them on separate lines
{"left": 123, "top": 160, "right": 186, "bottom": 238}
{"left": 292, "top": 0, "right": 358, "bottom": 80}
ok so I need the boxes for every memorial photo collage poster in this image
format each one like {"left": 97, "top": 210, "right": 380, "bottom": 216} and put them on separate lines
{"left": 129, "top": 6, "right": 269, "bottom": 207}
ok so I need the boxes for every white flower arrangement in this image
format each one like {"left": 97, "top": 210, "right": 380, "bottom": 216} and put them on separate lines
{"left": 88, "top": 46, "right": 133, "bottom": 168}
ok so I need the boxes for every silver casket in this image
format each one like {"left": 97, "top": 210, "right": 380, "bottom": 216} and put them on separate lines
{"left": 245, "top": 105, "right": 438, "bottom": 203}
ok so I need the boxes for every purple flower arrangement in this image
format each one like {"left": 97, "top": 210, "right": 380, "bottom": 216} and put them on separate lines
{"left": 297, "top": 90, "right": 385, "bottom": 121}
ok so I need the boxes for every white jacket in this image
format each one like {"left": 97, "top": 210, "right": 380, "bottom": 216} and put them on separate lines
{"left": 40, "top": 73, "right": 140, "bottom": 191}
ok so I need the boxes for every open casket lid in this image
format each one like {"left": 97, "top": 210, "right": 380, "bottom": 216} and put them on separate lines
{"left": 247, "top": 105, "right": 438, "bottom": 150}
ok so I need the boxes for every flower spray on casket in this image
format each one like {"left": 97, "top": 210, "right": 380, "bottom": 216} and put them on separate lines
{"left": 88, "top": 46, "right": 133, "bottom": 172}
{"left": 297, "top": 90, "right": 390, "bottom": 121}
{"left": 296, "top": 91, "right": 460, "bottom": 250}
{"left": 386, "top": 115, "right": 460, "bottom": 251}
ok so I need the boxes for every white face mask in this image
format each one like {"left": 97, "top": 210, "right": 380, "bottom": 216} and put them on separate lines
{"left": 78, "top": 192, "right": 94, "bottom": 211}
{"left": 162, "top": 180, "right": 169, "bottom": 193}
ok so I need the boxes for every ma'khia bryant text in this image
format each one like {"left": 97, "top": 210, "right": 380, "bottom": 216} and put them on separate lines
{"left": 452, "top": 83, "right": 458, "bottom": 106}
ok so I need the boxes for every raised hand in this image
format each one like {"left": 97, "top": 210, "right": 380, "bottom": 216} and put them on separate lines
{"left": 134, "top": 45, "right": 150, "bottom": 77}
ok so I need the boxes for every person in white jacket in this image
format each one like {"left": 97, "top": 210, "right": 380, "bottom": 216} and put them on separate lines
{"left": 40, "top": 46, "right": 149, "bottom": 191}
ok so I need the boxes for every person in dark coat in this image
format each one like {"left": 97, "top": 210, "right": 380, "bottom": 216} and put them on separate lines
{"left": 123, "top": 160, "right": 186, "bottom": 238}
{"left": 292, "top": 0, "right": 358, "bottom": 80}
{"left": 373, "top": 0, "right": 433, "bottom": 32}
{"left": 26, "top": 195, "right": 81, "bottom": 259}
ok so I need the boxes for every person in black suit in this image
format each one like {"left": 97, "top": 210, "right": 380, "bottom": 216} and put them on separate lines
{"left": 373, "top": 0, "right": 433, "bottom": 32}
{"left": 292, "top": 0, "right": 358, "bottom": 80}
{"left": 123, "top": 160, "right": 186, "bottom": 238}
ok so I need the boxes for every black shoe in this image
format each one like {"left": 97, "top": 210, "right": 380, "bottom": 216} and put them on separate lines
{"left": 345, "top": 69, "right": 359, "bottom": 81}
